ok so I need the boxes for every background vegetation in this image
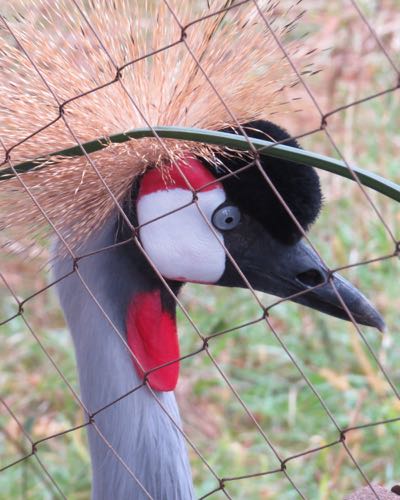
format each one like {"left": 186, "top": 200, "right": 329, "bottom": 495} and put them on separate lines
{"left": 1, "top": 0, "right": 399, "bottom": 498}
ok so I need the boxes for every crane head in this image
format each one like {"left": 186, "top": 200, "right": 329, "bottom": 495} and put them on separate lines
{"left": 126, "top": 120, "right": 385, "bottom": 391}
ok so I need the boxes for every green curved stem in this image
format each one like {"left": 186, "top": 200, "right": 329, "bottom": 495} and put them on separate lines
{"left": 1, "top": 126, "right": 399, "bottom": 202}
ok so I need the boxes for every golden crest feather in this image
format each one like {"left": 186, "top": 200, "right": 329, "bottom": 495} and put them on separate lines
{"left": 0, "top": 0, "right": 314, "bottom": 251}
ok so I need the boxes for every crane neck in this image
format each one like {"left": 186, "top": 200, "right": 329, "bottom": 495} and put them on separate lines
{"left": 53, "top": 216, "right": 194, "bottom": 500}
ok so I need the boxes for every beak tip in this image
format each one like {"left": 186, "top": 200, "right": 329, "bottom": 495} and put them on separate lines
{"left": 365, "top": 310, "right": 386, "bottom": 333}
{"left": 376, "top": 318, "right": 387, "bottom": 334}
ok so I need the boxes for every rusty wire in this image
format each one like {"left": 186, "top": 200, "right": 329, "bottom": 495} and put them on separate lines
{"left": 0, "top": 0, "right": 399, "bottom": 499}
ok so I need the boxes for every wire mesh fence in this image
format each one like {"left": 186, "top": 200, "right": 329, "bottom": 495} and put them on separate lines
{"left": 0, "top": 0, "right": 399, "bottom": 498}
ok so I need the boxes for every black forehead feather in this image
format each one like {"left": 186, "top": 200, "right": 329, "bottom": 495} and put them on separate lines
{"left": 208, "top": 120, "right": 323, "bottom": 245}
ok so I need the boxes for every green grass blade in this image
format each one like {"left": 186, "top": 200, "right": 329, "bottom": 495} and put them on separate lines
{"left": 1, "top": 126, "right": 399, "bottom": 202}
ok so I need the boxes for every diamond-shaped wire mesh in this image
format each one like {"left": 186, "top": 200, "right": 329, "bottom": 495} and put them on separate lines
{"left": 0, "top": 1, "right": 399, "bottom": 499}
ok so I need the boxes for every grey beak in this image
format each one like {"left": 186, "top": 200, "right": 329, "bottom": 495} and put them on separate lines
{"left": 219, "top": 237, "right": 385, "bottom": 331}
{"left": 289, "top": 244, "right": 386, "bottom": 331}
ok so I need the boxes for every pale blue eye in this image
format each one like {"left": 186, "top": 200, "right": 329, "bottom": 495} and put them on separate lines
{"left": 212, "top": 205, "right": 241, "bottom": 231}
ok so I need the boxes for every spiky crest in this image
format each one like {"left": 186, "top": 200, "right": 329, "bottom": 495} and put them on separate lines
{"left": 0, "top": 0, "right": 314, "bottom": 251}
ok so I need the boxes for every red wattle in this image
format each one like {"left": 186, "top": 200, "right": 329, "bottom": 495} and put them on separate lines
{"left": 126, "top": 290, "right": 179, "bottom": 391}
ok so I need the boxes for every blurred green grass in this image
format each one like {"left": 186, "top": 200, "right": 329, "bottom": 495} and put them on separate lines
{"left": 1, "top": 1, "right": 400, "bottom": 499}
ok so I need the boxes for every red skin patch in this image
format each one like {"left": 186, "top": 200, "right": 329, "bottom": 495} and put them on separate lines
{"left": 128, "top": 158, "right": 220, "bottom": 390}
{"left": 139, "top": 157, "right": 221, "bottom": 197}
{"left": 126, "top": 290, "right": 179, "bottom": 392}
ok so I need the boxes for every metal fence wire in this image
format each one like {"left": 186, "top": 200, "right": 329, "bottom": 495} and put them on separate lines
{"left": 0, "top": 0, "right": 399, "bottom": 498}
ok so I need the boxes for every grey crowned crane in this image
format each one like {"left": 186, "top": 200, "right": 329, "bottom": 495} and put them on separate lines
{"left": 53, "top": 120, "right": 384, "bottom": 499}
{"left": 0, "top": 1, "right": 385, "bottom": 499}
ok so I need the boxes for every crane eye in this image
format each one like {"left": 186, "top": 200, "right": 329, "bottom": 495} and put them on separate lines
{"left": 212, "top": 204, "right": 241, "bottom": 231}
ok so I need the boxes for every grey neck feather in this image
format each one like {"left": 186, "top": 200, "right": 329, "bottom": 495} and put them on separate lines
{"left": 53, "top": 216, "right": 194, "bottom": 500}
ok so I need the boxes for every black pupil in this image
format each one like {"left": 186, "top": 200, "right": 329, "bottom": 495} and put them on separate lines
{"left": 225, "top": 216, "right": 233, "bottom": 224}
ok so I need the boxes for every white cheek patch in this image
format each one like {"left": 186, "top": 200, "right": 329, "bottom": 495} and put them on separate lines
{"left": 137, "top": 188, "right": 226, "bottom": 283}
